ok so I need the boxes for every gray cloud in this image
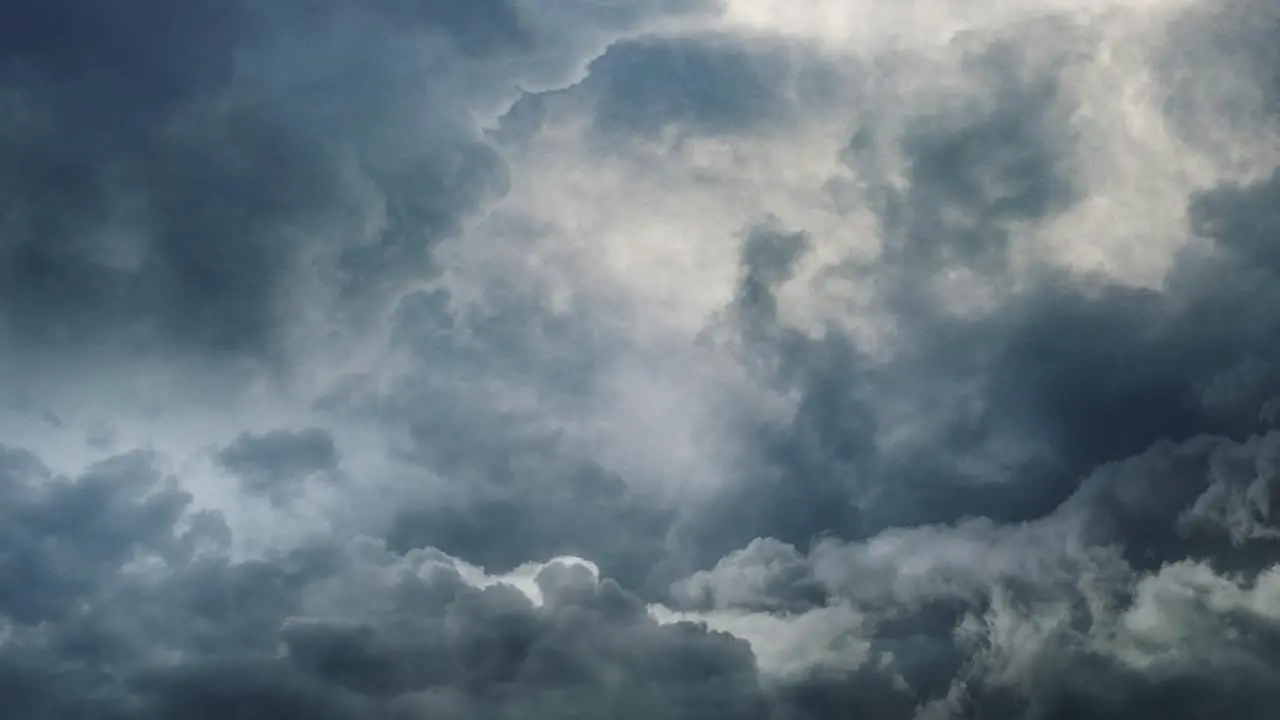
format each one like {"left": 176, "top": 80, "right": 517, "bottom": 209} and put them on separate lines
{"left": 216, "top": 427, "right": 341, "bottom": 505}
{"left": 584, "top": 35, "right": 790, "bottom": 138}
{"left": 0, "top": 0, "right": 507, "bottom": 375}
{"left": 0, "top": 448, "right": 770, "bottom": 717}
{"left": 670, "top": 430, "right": 1280, "bottom": 717}
{"left": 694, "top": 155, "right": 1280, "bottom": 551}
{"left": 3, "top": 0, "right": 1279, "bottom": 718}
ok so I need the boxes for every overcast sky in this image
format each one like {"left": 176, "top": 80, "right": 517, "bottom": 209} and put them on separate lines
{"left": 1, "top": 0, "right": 1278, "bottom": 717}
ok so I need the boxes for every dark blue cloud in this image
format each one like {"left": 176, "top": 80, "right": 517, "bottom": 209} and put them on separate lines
{"left": 0, "top": 0, "right": 516, "bottom": 362}
{"left": 216, "top": 427, "right": 340, "bottom": 505}
{"left": 585, "top": 36, "right": 788, "bottom": 137}
{"left": 2, "top": 0, "right": 1280, "bottom": 718}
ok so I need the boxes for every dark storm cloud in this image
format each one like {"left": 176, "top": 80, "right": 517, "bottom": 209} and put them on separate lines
{"left": 672, "top": 432, "right": 1280, "bottom": 718}
{"left": 0, "top": 440, "right": 773, "bottom": 718}
{"left": 216, "top": 427, "right": 341, "bottom": 505}
{"left": 492, "top": 29, "right": 843, "bottom": 149}
{"left": 348, "top": 17, "right": 1095, "bottom": 592}
{"left": 1068, "top": 431, "right": 1280, "bottom": 571}
{"left": 835, "top": 29, "right": 1083, "bottom": 281}
{"left": 675, "top": 13, "right": 1280, "bottom": 552}
{"left": 0, "top": 1, "right": 794, "bottom": 715}
{"left": 360, "top": 0, "right": 1278, "bottom": 654}
{"left": 0, "top": 0, "right": 540, "bottom": 365}
{"left": 551, "top": 29, "right": 1093, "bottom": 564}
{"left": 891, "top": 64, "right": 1074, "bottom": 279}
{"left": 3, "top": 1, "right": 1280, "bottom": 719}
{"left": 341, "top": 259, "right": 676, "bottom": 589}
{"left": 1157, "top": 0, "right": 1280, "bottom": 153}
{"left": 0, "top": 447, "right": 206, "bottom": 625}
{"left": 377, "top": 365, "right": 674, "bottom": 590}
{"left": 1192, "top": 170, "right": 1280, "bottom": 274}
{"left": 584, "top": 35, "right": 787, "bottom": 138}
{"left": 651, "top": 16, "right": 1280, "bottom": 710}
{"left": 671, "top": 537, "right": 827, "bottom": 613}
{"left": 279, "top": 559, "right": 769, "bottom": 719}
{"left": 469, "top": 9, "right": 1279, "bottom": 714}
{"left": 675, "top": 219, "right": 874, "bottom": 565}
{"left": 694, "top": 176, "right": 1280, "bottom": 556}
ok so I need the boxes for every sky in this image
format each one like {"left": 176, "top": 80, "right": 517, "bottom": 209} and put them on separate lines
{"left": 0, "top": 0, "right": 1278, "bottom": 717}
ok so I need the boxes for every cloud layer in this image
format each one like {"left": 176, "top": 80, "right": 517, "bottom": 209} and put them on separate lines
{"left": 1, "top": 0, "right": 1278, "bottom": 717}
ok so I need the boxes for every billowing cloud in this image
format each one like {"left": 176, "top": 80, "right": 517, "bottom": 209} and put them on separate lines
{"left": 2, "top": 0, "right": 1278, "bottom": 717}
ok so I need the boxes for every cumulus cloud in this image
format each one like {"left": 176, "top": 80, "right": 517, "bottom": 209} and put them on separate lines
{"left": 2, "top": 0, "right": 1279, "bottom": 717}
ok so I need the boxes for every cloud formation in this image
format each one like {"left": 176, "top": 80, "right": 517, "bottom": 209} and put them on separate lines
{"left": 1, "top": 0, "right": 1278, "bottom": 718}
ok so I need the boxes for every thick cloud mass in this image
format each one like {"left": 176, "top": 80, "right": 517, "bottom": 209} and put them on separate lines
{"left": 2, "top": 0, "right": 1279, "bottom": 718}
{"left": 217, "top": 427, "right": 340, "bottom": 505}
